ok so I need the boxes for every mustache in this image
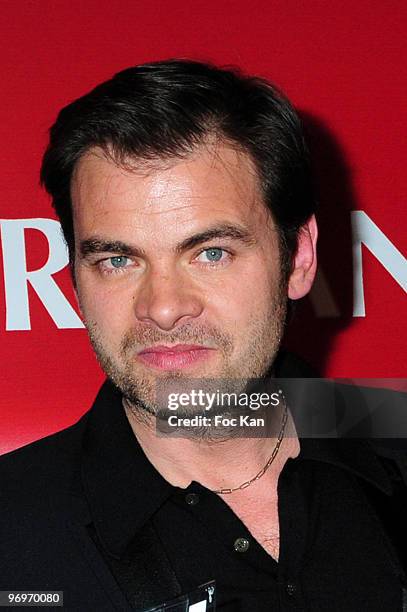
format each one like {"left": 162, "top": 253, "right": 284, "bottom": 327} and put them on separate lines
{"left": 120, "top": 322, "right": 233, "bottom": 354}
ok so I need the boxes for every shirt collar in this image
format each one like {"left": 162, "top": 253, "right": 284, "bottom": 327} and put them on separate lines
{"left": 282, "top": 377, "right": 394, "bottom": 495}
{"left": 298, "top": 437, "right": 392, "bottom": 495}
{"left": 81, "top": 380, "right": 173, "bottom": 559}
{"left": 81, "top": 378, "right": 393, "bottom": 559}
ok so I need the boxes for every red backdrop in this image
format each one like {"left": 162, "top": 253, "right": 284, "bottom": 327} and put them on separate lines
{"left": 0, "top": 0, "right": 406, "bottom": 454}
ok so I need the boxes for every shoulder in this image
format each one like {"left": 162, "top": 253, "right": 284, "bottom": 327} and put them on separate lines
{"left": 0, "top": 411, "right": 90, "bottom": 502}
{"left": 287, "top": 378, "right": 407, "bottom": 440}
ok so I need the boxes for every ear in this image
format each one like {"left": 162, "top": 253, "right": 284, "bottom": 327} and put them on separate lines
{"left": 288, "top": 214, "right": 318, "bottom": 300}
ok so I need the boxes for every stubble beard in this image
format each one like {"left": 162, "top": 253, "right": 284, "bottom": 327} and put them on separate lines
{"left": 84, "top": 283, "right": 287, "bottom": 436}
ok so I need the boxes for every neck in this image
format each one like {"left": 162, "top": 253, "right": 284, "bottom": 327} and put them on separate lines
{"left": 124, "top": 400, "right": 300, "bottom": 493}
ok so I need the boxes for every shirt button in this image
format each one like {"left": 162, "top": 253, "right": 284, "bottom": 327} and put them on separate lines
{"left": 286, "top": 582, "right": 297, "bottom": 596}
{"left": 185, "top": 493, "right": 200, "bottom": 506}
{"left": 234, "top": 537, "right": 250, "bottom": 553}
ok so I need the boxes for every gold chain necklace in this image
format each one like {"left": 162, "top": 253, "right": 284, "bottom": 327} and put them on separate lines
{"left": 211, "top": 401, "right": 288, "bottom": 495}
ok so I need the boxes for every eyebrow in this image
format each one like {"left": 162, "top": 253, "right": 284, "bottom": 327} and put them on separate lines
{"left": 79, "top": 239, "right": 146, "bottom": 258}
{"left": 79, "top": 223, "right": 256, "bottom": 258}
{"left": 174, "top": 223, "right": 256, "bottom": 252}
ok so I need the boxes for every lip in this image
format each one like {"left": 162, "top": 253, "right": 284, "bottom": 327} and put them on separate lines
{"left": 137, "top": 344, "right": 215, "bottom": 370}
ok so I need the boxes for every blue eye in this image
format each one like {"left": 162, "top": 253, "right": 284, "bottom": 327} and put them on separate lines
{"left": 199, "top": 248, "right": 224, "bottom": 263}
{"left": 109, "top": 256, "right": 128, "bottom": 268}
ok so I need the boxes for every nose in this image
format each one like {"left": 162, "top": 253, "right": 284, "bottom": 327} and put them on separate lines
{"left": 133, "top": 267, "right": 204, "bottom": 331}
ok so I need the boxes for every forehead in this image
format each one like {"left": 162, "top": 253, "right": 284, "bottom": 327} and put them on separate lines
{"left": 71, "top": 142, "right": 271, "bottom": 236}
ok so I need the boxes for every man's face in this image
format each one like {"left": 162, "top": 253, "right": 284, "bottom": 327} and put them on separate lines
{"left": 72, "top": 143, "right": 288, "bottom": 412}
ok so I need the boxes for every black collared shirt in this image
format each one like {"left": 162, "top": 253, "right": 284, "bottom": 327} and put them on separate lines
{"left": 81, "top": 381, "right": 407, "bottom": 611}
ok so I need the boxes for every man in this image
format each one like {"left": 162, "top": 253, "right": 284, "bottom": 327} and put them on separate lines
{"left": 0, "top": 60, "right": 406, "bottom": 611}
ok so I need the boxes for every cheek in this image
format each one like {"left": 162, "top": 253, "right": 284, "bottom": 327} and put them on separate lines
{"left": 76, "top": 273, "right": 134, "bottom": 335}
{"left": 205, "top": 265, "right": 276, "bottom": 325}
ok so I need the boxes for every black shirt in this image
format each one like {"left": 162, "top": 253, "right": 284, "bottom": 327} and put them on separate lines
{"left": 81, "top": 381, "right": 407, "bottom": 611}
